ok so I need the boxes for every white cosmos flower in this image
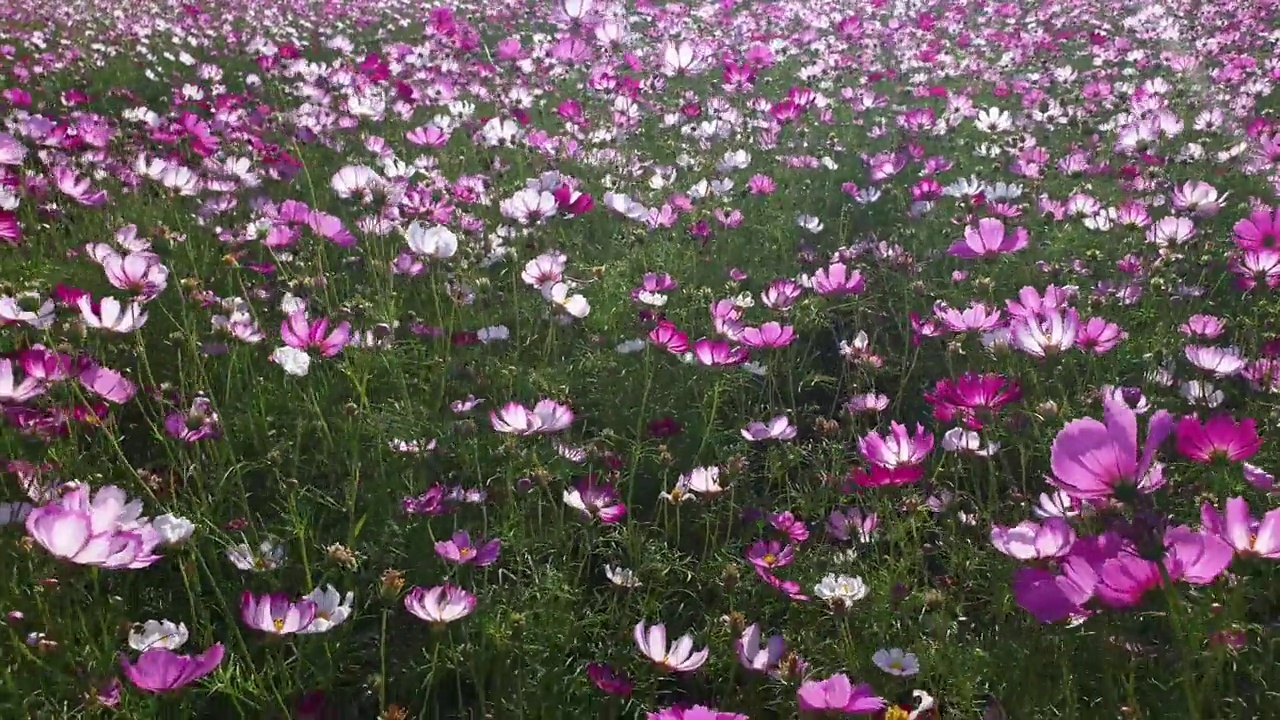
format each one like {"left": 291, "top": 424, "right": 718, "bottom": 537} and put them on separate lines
{"left": 404, "top": 222, "right": 458, "bottom": 259}
{"left": 129, "top": 620, "right": 189, "bottom": 651}
{"left": 543, "top": 282, "right": 589, "bottom": 318}
{"left": 814, "top": 573, "right": 868, "bottom": 608}
{"left": 297, "top": 585, "right": 354, "bottom": 633}
{"left": 605, "top": 565, "right": 642, "bottom": 588}
{"left": 270, "top": 346, "right": 312, "bottom": 377}
{"left": 152, "top": 513, "right": 195, "bottom": 545}
{"left": 872, "top": 647, "right": 920, "bottom": 676}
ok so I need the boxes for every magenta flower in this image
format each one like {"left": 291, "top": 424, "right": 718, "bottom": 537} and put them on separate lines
{"left": 741, "top": 415, "right": 796, "bottom": 441}
{"left": 739, "top": 322, "right": 795, "bottom": 348}
{"left": 923, "top": 372, "right": 1021, "bottom": 429}
{"left": 990, "top": 518, "right": 1076, "bottom": 560}
{"left": 1094, "top": 528, "right": 1232, "bottom": 607}
{"left": 1077, "top": 317, "right": 1126, "bottom": 354}
{"left": 735, "top": 623, "right": 785, "bottom": 673}
{"left": 796, "top": 673, "right": 885, "bottom": 714}
{"left": 281, "top": 311, "right": 351, "bottom": 357}
{"left": 0, "top": 358, "right": 46, "bottom": 403}
{"left": 649, "top": 707, "right": 748, "bottom": 720}
{"left": 164, "top": 396, "right": 221, "bottom": 442}
{"left": 948, "top": 217, "right": 1029, "bottom": 258}
{"left": 586, "top": 662, "right": 633, "bottom": 697}
{"left": 1232, "top": 206, "right": 1280, "bottom": 251}
{"left": 307, "top": 210, "right": 357, "bottom": 247}
{"left": 1174, "top": 415, "right": 1261, "bottom": 463}
{"left": 120, "top": 643, "right": 225, "bottom": 694}
{"left": 25, "top": 484, "right": 163, "bottom": 569}
{"left": 858, "top": 422, "right": 934, "bottom": 470}
{"left": 563, "top": 476, "right": 626, "bottom": 523}
{"left": 404, "top": 584, "right": 476, "bottom": 624}
{"left": 692, "top": 337, "right": 748, "bottom": 366}
{"left": 1011, "top": 555, "right": 1098, "bottom": 623}
{"left": 811, "top": 262, "right": 866, "bottom": 295}
{"left": 434, "top": 530, "right": 501, "bottom": 566}
{"left": 633, "top": 621, "right": 709, "bottom": 673}
{"left": 1201, "top": 497, "right": 1280, "bottom": 558}
{"left": 649, "top": 320, "right": 690, "bottom": 353}
{"left": 1048, "top": 397, "right": 1174, "bottom": 500}
{"left": 240, "top": 591, "right": 318, "bottom": 635}
{"left": 746, "top": 539, "right": 794, "bottom": 571}
{"left": 489, "top": 399, "right": 573, "bottom": 435}
{"left": 769, "top": 511, "right": 810, "bottom": 542}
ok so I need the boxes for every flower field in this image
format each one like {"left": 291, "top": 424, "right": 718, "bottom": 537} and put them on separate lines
{"left": 1, "top": 0, "right": 1279, "bottom": 717}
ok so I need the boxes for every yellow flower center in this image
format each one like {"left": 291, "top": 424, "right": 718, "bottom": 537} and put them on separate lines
{"left": 884, "top": 708, "right": 911, "bottom": 720}
{"left": 459, "top": 547, "right": 475, "bottom": 558}
{"left": 272, "top": 618, "right": 285, "bottom": 632}
{"left": 763, "top": 553, "right": 777, "bottom": 565}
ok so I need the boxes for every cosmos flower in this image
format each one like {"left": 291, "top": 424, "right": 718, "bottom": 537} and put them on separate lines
{"left": 633, "top": 621, "right": 709, "bottom": 673}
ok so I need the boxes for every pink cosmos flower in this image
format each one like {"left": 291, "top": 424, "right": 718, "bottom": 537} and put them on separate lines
{"left": 1005, "top": 284, "right": 1073, "bottom": 319}
{"left": 307, "top": 210, "right": 357, "bottom": 248}
{"left": 404, "top": 584, "right": 476, "bottom": 624}
{"left": 948, "top": 217, "right": 1029, "bottom": 258}
{"left": 761, "top": 278, "right": 804, "bottom": 308}
{"left": 933, "top": 301, "right": 1003, "bottom": 333}
{"left": 859, "top": 422, "right": 933, "bottom": 470}
{"left": 240, "top": 591, "right": 318, "bottom": 635}
{"left": 78, "top": 296, "right": 148, "bottom": 333}
{"left": 563, "top": 476, "right": 626, "bottom": 523}
{"left": 0, "top": 358, "right": 45, "bottom": 403}
{"left": 812, "top": 263, "right": 867, "bottom": 295}
{"left": 692, "top": 338, "right": 747, "bottom": 366}
{"left": 1179, "top": 314, "right": 1227, "bottom": 339}
{"left": 1175, "top": 415, "right": 1262, "bottom": 463}
{"left": 633, "top": 621, "right": 708, "bottom": 673}
{"left": 1233, "top": 206, "right": 1279, "bottom": 251}
{"left": 120, "top": 643, "right": 224, "bottom": 693}
{"left": 1094, "top": 528, "right": 1232, "bottom": 607}
{"left": 489, "top": 399, "right": 573, "bottom": 435}
{"left": 735, "top": 623, "right": 785, "bottom": 673}
{"left": 797, "top": 673, "right": 886, "bottom": 714}
{"left": 0, "top": 210, "right": 22, "bottom": 246}
{"left": 769, "top": 511, "right": 810, "bottom": 542}
{"left": 434, "top": 530, "right": 501, "bottom": 566}
{"left": 78, "top": 364, "right": 137, "bottom": 404}
{"left": 102, "top": 251, "right": 169, "bottom": 301}
{"left": 923, "top": 373, "right": 1021, "bottom": 430}
{"left": 281, "top": 311, "right": 351, "bottom": 357}
{"left": 741, "top": 415, "right": 796, "bottom": 441}
{"left": 1011, "top": 555, "right": 1098, "bottom": 623}
{"left": 585, "top": 662, "right": 632, "bottom": 697}
{"left": 1200, "top": 497, "right": 1280, "bottom": 558}
{"left": 649, "top": 320, "right": 690, "bottom": 353}
{"left": 746, "top": 539, "right": 794, "bottom": 571}
{"left": 739, "top": 322, "right": 795, "bottom": 348}
{"left": 1184, "top": 345, "right": 1246, "bottom": 376}
{"left": 25, "top": 484, "right": 163, "bottom": 569}
{"left": 1243, "top": 463, "right": 1276, "bottom": 493}
{"left": 1076, "top": 317, "right": 1126, "bottom": 354}
{"left": 1010, "top": 308, "right": 1080, "bottom": 357}
{"left": 827, "top": 507, "right": 878, "bottom": 543}
{"left": 652, "top": 703, "right": 752, "bottom": 720}
{"left": 990, "top": 518, "right": 1076, "bottom": 560}
{"left": 164, "top": 396, "right": 221, "bottom": 442}
{"left": 1048, "top": 397, "right": 1174, "bottom": 500}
